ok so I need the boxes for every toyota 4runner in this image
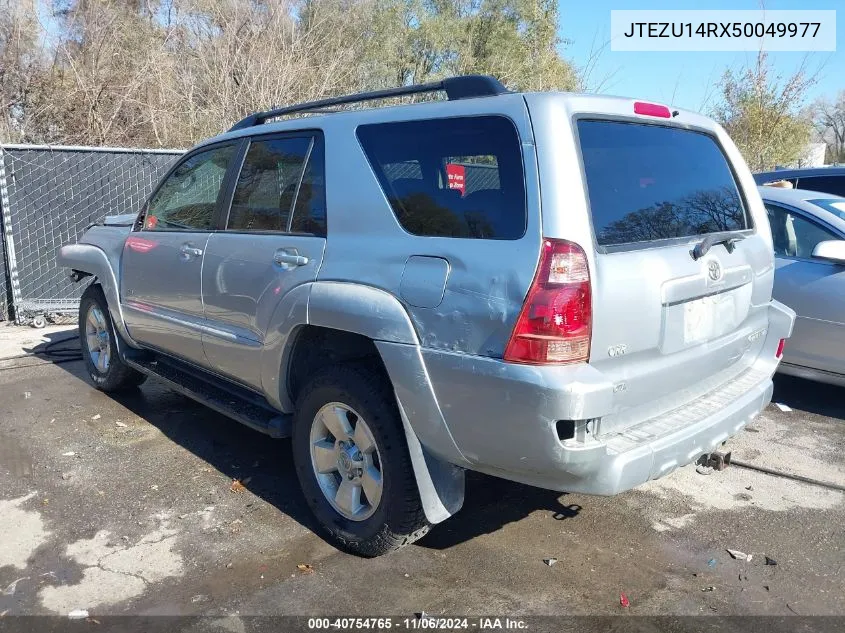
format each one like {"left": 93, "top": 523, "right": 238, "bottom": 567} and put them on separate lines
{"left": 60, "top": 76, "right": 795, "bottom": 556}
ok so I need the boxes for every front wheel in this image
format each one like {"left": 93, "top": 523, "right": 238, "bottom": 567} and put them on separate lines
{"left": 292, "top": 363, "right": 430, "bottom": 557}
{"left": 78, "top": 285, "right": 146, "bottom": 392}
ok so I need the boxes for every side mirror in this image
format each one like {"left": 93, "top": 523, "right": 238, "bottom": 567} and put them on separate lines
{"left": 812, "top": 240, "right": 845, "bottom": 264}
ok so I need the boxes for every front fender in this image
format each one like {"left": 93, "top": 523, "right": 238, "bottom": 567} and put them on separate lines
{"left": 58, "top": 243, "right": 138, "bottom": 348}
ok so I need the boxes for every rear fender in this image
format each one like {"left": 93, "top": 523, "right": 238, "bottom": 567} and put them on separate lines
{"left": 265, "top": 280, "right": 468, "bottom": 524}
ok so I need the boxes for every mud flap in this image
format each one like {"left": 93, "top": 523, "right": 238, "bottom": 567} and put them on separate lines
{"left": 396, "top": 398, "right": 465, "bottom": 524}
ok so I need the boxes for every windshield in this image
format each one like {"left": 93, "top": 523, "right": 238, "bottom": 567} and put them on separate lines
{"left": 578, "top": 120, "right": 750, "bottom": 248}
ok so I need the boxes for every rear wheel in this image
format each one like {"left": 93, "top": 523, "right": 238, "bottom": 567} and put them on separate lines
{"left": 79, "top": 285, "right": 146, "bottom": 392}
{"left": 292, "top": 363, "right": 430, "bottom": 557}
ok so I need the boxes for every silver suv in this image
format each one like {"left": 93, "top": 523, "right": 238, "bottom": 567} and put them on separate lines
{"left": 60, "top": 76, "right": 795, "bottom": 556}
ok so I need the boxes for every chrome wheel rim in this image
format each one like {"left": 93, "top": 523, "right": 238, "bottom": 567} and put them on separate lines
{"left": 309, "top": 402, "right": 383, "bottom": 521}
{"left": 85, "top": 305, "right": 111, "bottom": 373}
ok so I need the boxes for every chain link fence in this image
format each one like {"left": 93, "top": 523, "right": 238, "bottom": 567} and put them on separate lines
{"left": 0, "top": 144, "right": 183, "bottom": 324}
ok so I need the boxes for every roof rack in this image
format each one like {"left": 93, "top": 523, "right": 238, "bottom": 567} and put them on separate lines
{"left": 228, "top": 75, "right": 508, "bottom": 132}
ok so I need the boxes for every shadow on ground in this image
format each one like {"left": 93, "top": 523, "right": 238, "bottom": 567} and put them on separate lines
{"left": 772, "top": 373, "right": 845, "bottom": 419}
{"left": 418, "top": 474, "right": 580, "bottom": 550}
{"left": 30, "top": 334, "right": 581, "bottom": 550}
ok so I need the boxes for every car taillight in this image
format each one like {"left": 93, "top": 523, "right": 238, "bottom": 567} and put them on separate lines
{"left": 776, "top": 338, "right": 785, "bottom": 358}
{"left": 504, "top": 239, "right": 592, "bottom": 365}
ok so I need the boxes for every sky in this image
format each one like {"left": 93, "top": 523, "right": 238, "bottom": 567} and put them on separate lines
{"left": 560, "top": 0, "right": 843, "bottom": 113}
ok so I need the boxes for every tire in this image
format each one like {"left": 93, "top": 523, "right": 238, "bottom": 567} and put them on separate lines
{"left": 292, "top": 362, "right": 430, "bottom": 557}
{"left": 78, "top": 285, "right": 146, "bottom": 392}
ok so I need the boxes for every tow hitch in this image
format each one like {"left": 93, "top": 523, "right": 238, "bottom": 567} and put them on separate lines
{"left": 708, "top": 450, "right": 732, "bottom": 471}
{"left": 698, "top": 450, "right": 732, "bottom": 471}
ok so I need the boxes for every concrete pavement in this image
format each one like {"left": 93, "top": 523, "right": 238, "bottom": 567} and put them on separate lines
{"left": 0, "top": 325, "right": 843, "bottom": 621}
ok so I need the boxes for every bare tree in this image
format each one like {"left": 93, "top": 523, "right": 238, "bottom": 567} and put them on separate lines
{"left": 0, "top": 0, "right": 50, "bottom": 142}
{"left": 812, "top": 92, "right": 845, "bottom": 163}
{"left": 3, "top": 0, "right": 580, "bottom": 148}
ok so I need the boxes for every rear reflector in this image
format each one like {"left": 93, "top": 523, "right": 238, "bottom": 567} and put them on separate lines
{"left": 634, "top": 101, "right": 671, "bottom": 118}
{"left": 776, "top": 338, "right": 786, "bottom": 358}
{"left": 504, "top": 239, "right": 592, "bottom": 365}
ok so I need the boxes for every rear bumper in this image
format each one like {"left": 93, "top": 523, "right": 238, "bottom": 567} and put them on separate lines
{"left": 420, "top": 300, "right": 794, "bottom": 495}
{"left": 492, "top": 369, "right": 773, "bottom": 495}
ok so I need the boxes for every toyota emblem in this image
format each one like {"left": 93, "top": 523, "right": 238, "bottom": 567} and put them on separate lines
{"left": 707, "top": 260, "right": 722, "bottom": 282}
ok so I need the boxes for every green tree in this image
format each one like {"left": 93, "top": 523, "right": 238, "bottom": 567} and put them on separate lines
{"left": 713, "top": 52, "right": 816, "bottom": 172}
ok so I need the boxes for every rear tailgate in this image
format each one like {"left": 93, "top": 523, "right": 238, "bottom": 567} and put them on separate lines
{"left": 525, "top": 94, "right": 775, "bottom": 435}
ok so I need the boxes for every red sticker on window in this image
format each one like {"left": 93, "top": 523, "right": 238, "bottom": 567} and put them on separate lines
{"left": 145, "top": 215, "right": 158, "bottom": 229}
{"left": 446, "top": 163, "right": 466, "bottom": 196}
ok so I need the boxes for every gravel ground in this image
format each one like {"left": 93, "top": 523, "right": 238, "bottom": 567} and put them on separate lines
{"left": 0, "top": 327, "right": 843, "bottom": 624}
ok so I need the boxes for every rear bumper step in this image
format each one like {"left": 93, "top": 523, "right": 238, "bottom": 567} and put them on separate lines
{"left": 603, "top": 367, "right": 770, "bottom": 454}
{"left": 124, "top": 355, "right": 291, "bottom": 438}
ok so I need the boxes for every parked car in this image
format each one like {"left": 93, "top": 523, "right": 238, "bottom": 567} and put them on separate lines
{"left": 754, "top": 166, "right": 845, "bottom": 197}
{"left": 759, "top": 186, "right": 845, "bottom": 386}
{"left": 59, "top": 76, "right": 794, "bottom": 556}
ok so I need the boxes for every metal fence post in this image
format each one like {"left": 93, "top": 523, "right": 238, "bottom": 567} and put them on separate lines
{"left": 0, "top": 145, "right": 23, "bottom": 322}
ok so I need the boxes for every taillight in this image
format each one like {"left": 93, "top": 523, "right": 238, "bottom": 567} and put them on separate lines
{"left": 504, "top": 239, "right": 592, "bottom": 365}
{"left": 776, "top": 338, "right": 785, "bottom": 358}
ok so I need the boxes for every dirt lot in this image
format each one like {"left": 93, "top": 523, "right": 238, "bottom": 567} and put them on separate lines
{"left": 1, "top": 326, "right": 844, "bottom": 623}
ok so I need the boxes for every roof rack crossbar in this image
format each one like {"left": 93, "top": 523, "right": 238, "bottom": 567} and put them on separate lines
{"left": 228, "top": 75, "right": 507, "bottom": 132}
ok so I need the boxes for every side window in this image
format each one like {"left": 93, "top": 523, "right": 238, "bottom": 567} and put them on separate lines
{"left": 227, "top": 136, "right": 312, "bottom": 232}
{"left": 144, "top": 144, "right": 235, "bottom": 231}
{"left": 765, "top": 203, "right": 837, "bottom": 258}
{"left": 290, "top": 138, "right": 327, "bottom": 236}
{"left": 357, "top": 116, "right": 526, "bottom": 240}
{"left": 797, "top": 176, "right": 845, "bottom": 198}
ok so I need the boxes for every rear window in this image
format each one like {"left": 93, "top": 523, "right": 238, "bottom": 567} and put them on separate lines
{"left": 578, "top": 120, "right": 749, "bottom": 248}
{"left": 357, "top": 116, "right": 526, "bottom": 240}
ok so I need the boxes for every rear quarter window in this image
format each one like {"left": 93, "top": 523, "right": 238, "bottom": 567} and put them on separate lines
{"left": 578, "top": 120, "right": 749, "bottom": 248}
{"left": 357, "top": 116, "right": 526, "bottom": 240}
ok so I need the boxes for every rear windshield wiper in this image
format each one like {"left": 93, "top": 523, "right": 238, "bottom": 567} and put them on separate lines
{"left": 691, "top": 231, "right": 747, "bottom": 260}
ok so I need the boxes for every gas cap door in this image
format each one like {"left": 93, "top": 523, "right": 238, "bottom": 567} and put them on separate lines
{"left": 399, "top": 256, "right": 450, "bottom": 308}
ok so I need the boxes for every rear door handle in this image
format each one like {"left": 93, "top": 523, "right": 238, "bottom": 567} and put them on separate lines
{"left": 274, "top": 248, "right": 309, "bottom": 268}
{"left": 179, "top": 243, "right": 203, "bottom": 259}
